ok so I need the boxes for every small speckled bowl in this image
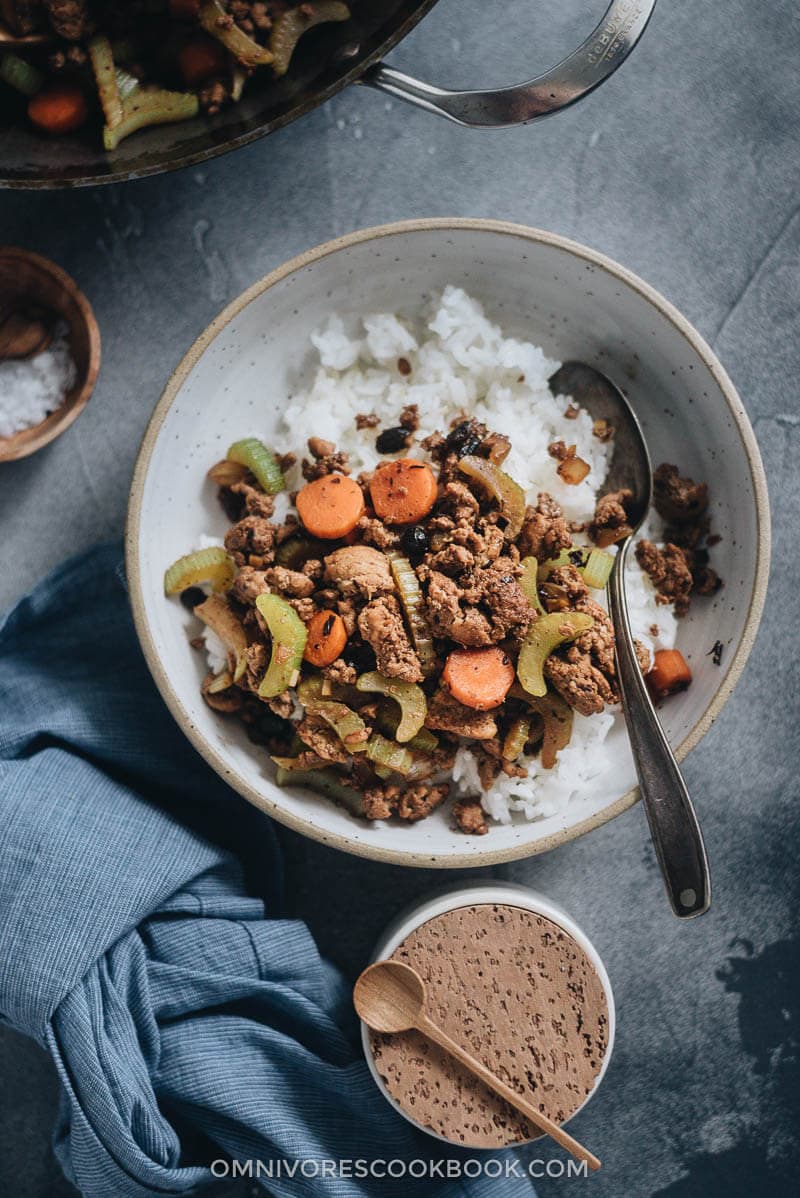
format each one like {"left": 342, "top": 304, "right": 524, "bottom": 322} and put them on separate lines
{"left": 126, "top": 218, "right": 770, "bottom": 867}
{"left": 361, "top": 881, "right": 615, "bottom": 1146}
{"left": 0, "top": 248, "right": 100, "bottom": 462}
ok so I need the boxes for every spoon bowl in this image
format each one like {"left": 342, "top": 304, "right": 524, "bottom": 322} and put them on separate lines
{"left": 353, "top": 960, "right": 424, "bottom": 1034}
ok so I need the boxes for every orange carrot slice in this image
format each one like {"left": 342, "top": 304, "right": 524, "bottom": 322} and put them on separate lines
{"left": 296, "top": 474, "right": 365, "bottom": 540}
{"left": 443, "top": 646, "right": 516, "bottom": 711}
{"left": 369, "top": 458, "right": 438, "bottom": 525}
{"left": 646, "top": 648, "right": 692, "bottom": 699}
{"left": 303, "top": 610, "right": 348, "bottom": 667}
{"left": 28, "top": 85, "right": 88, "bottom": 135}
{"left": 178, "top": 35, "right": 228, "bottom": 87}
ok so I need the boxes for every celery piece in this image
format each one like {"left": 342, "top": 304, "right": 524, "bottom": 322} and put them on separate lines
{"left": 103, "top": 88, "right": 199, "bottom": 151}
{"left": 519, "top": 556, "right": 546, "bottom": 615}
{"left": 374, "top": 703, "right": 438, "bottom": 754}
{"left": 356, "top": 670, "right": 427, "bottom": 743}
{"left": 227, "top": 438, "right": 285, "bottom": 495}
{"left": 199, "top": 0, "right": 273, "bottom": 67}
{"left": 255, "top": 593, "right": 307, "bottom": 698}
{"left": 274, "top": 765, "right": 363, "bottom": 816}
{"left": 270, "top": 1, "right": 350, "bottom": 77}
{"left": 365, "top": 734, "right": 415, "bottom": 777}
{"left": 276, "top": 536, "right": 329, "bottom": 569}
{"left": 517, "top": 612, "right": 594, "bottom": 698}
{"left": 305, "top": 699, "right": 369, "bottom": 752}
{"left": 164, "top": 547, "right": 235, "bottom": 595}
{"left": 386, "top": 551, "right": 436, "bottom": 677}
{"left": 457, "top": 455, "right": 526, "bottom": 540}
{"left": 502, "top": 716, "right": 531, "bottom": 762}
{"left": 89, "top": 35, "right": 123, "bottom": 129}
{"left": 581, "top": 548, "right": 614, "bottom": 590}
{"left": 538, "top": 545, "right": 613, "bottom": 589}
{"left": 511, "top": 686, "right": 574, "bottom": 769}
{"left": 0, "top": 52, "right": 44, "bottom": 98}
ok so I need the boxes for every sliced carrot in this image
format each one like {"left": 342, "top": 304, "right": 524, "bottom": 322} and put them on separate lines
{"left": 443, "top": 646, "right": 516, "bottom": 711}
{"left": 304, "top": 610, "right": 348, "bottom": 667}
{"left": 178, "top": 35, "right": 228, "bottom": 87}
{"left": 646, "top": 648, "right": 692, "bottom": 699}
{"left": 369, "top": 458, "right": 438, "bottom": 525}
{"left": 28, "top": 85, "right": 88, "bottom": 135}
{"left": 296, "top": 473, "right": 365, "bottom": 540}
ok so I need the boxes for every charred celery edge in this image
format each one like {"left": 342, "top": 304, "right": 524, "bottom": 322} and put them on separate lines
{"left": 270, "top": 1, "right": 351, "bottom": 77}
{"left": 255, "top": 593, "right": 307, "bottom": 698}
{"left": 355, "top": 670, "right": 426, "bottom": 743}
{"left": 517, "top": 611, "right": 595, "bottom": 698}
{"left": 164, "top": 547, "right": 235, "bottom": 595}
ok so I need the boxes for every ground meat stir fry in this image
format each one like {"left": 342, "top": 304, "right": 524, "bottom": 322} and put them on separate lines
{"left": 168, "top": 424, "right": 721, "bottom": 837}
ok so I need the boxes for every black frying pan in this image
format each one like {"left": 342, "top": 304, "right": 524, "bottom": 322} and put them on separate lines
{"left": 0, "top": 0, "right": 656, "bottom": 189}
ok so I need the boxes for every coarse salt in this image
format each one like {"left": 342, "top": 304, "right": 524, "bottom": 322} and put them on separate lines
{"left": 0, "top": 325, "right": 77, "bottom": 439}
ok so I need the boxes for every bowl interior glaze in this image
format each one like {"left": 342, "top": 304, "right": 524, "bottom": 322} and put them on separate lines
{"left": 127, "top": 220, "right": 769, "bottom": 867}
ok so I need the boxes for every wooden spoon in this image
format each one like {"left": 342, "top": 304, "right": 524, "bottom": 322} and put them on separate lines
{"left": 354, "top": 960, "right": 601, "bottom": 1171}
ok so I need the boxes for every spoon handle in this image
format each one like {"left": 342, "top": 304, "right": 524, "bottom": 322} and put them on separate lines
{"left": 417, "top": 1013, "right": 601, "bottom": 1171}
{"left": 608, "top": 543, "right": 711, "bottom": 918}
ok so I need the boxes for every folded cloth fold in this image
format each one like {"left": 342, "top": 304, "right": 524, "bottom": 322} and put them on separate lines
{"left": 0, "top": 546, "right": 534, "bottom": 1198}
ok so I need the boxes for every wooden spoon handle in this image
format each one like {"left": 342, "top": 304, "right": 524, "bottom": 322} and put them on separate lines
{"left": 417, "top": 1014, "right": 601, "bottom": 1171}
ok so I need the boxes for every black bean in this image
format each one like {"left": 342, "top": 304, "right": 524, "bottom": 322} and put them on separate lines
{"left": 444, "top": 419, "right": 484, "bottom": 459}
{"left": 400, "top": 524, "right": 429, "bottom": 562}
{"left": 376, "top": 426, "right": 411, "bottom": 454}
{"left": 180, "top": 586, "right": 207, "bottom": 610}
{"left": 343, "top": 641, "right": 377, "bottom": 673}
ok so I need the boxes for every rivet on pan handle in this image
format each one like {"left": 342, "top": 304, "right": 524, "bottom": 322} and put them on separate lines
{"left": 358, "top": 0, "right": 657, "bottom": 128}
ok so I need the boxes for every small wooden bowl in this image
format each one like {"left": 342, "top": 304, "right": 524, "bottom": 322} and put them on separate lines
{"left": 0, "top": 248, "right": 100, "bottom": 462}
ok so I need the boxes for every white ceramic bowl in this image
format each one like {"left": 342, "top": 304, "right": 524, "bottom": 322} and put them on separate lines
{"left": 126, "top": 219, "right": 770, "bottom": 867}
{"left": 360, "top": 881, "right": 615, "bottom": 1144}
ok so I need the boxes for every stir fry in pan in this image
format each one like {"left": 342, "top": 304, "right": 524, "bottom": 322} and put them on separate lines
{"left": 0, "top": 1, "right": 350, "bottom": 147}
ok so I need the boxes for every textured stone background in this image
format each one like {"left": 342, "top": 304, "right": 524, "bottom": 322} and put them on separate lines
{"left": 1, "top": 1, "right": 798, "bottom": 1195}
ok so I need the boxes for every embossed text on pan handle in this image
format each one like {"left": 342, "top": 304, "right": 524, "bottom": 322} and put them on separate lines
{"left": 359, "top": 0, "right": 657, "bottom": 128}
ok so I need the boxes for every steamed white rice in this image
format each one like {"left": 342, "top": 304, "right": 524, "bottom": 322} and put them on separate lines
{"left": 209, "top": 287, "right": 678, "bottom": 825}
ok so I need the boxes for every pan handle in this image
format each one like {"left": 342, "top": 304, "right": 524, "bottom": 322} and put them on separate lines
{"left": 359, "top": 0, "right": 657, "bottom": 128}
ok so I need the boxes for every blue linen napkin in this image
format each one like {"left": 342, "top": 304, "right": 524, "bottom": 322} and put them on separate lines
{"left": 0, "top": 545, "right": 535, "bottom": 1198}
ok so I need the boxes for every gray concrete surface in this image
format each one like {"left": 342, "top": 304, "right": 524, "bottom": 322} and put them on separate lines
{"left": 1, "top": 1, "right": 798, "bottom": 1195}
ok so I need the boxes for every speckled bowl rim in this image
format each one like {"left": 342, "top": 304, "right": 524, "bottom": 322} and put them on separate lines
{"left": 125, "top": 218, "right": 771, "bottom": 868}
{"left": 360, "top": 881, "right": 615, "bottom": 1146}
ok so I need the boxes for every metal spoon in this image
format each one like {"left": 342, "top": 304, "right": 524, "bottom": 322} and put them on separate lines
{"left": 354, "top": 959, "right": 601, "bottom": 1170}
{"left": 549, "top": 362, "right": 711, "bottom": 919}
